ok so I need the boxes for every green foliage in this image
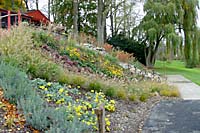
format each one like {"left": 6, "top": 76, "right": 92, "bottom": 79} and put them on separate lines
{"left": 107, "top": 34, "right": 146, "bottom": 65}
{"left": 32, "top": 31, "right": 59, "bottom": 50}
{"left": 51, "top": 0, "right": 97, "bottom": 36}
{"left": 0, "top": 61, "right": 32, "bottom": 104}
{"left": 88, "top": 81, "right": 102, "bottom": 92}
{"left": 139, "top": 93, "right": 149, "bottom": 102}
{"left": 128, "top": 93, "right": 137, "bottom": 101}
{"left": 105, "top": 87, "right": 116, "bottom": 97}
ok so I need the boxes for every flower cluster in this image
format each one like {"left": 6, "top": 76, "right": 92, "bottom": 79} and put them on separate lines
{"left": 102, "top": 60, "right": 123, "bottom": 77}
{"left": 33, "top": 79, "right": 116, "bottom": 131}
{"left": 66, "top": 47, "right": 81, "bottom": 59}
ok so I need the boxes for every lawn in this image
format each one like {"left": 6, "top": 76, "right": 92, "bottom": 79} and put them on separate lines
{"left": 155, "top": 60, "right": 200, "bottom": 85}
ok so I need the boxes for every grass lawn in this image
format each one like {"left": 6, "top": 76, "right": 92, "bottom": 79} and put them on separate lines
{"left": 155, "top": 60, "right": 200, "bottom": 85}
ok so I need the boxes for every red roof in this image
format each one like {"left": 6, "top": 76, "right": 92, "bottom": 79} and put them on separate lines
{"left": 25, "top": 10, "right": 50, "bottom": 25}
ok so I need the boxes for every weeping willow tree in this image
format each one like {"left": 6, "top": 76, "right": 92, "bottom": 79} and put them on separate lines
{"left": 139, "top": 1, "right": 180, "bottom": 68}
{"left": 192, "top": 28, "right": 200, "bottom": 66}
{"left": 176, "top": 0, "right": 199, "bottom": 68}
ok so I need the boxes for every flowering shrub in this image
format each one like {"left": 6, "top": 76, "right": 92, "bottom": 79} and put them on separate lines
{"left": 33, "top": 79, "right": 116, "bottom": 131}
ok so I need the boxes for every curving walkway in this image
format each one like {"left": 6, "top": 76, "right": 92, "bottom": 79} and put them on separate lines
{"left": 142, "top": 75, "right": 200, "bottom": 133}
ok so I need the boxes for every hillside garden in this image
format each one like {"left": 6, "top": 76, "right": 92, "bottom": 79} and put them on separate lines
{"left": 0, "top": 25, "right": 179, "bottom": 132}
{"left": 1, "top": 0, "right": 200, "bottom": 132}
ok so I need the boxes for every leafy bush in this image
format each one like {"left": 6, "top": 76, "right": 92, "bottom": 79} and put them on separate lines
{"left": 107, "top": 33, "right": 146, "bottom": 65}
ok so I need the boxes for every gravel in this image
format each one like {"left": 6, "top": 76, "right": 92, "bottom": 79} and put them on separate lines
{"left": 109, "top": 96, "right": 180, "bottom": 133}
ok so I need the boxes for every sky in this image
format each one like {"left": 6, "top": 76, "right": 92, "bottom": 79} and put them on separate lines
{"left": 36, "top": 1, "right": 200, "bottom": 27}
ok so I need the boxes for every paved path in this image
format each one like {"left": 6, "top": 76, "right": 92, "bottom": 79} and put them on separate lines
{"left": 143, "top": 75, "right": 200, "bottom": 133}
{"left": 143, "top": 100, "right": 200, "bottom": 133}
{"left": 167, "top": 75, "right": 200, "bottom": 100}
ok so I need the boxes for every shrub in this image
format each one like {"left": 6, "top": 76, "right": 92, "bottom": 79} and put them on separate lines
{"left": 0, "top": 62, "right": 32, "bottom": 104}
{"left": 103, "top": 43, "right": 113, "bottom": 53}
{"left": 70, "top": 75, "right": 86, "bottom": 87}
{"left": 105, "top": 87, "right": 116, "bottom": 97}
{"left": 139, "top": 93, "right": 149, "bottom": 102}
{"left": 107, "top": 33, "right": 146, "bottom": 65}
{"left": 128, "top": 93, "right": 137, "bottom": 101}
{"left": 88, "top": 81, "right": 102, "bottom": 92}
{"left": 116, "top": 51, "right": 134, "bottom": 63}
{"left": 116, "top": 89, "right": 127, "bottom": 100}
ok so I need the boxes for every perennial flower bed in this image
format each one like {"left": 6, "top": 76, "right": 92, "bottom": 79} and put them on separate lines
{"left": 33, "top": 79, "right": 116, "bottom": 131}
{"left": 61, "top": 45, "right": 123, "bottom": 77}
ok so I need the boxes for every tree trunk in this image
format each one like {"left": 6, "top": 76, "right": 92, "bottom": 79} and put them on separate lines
{"left": 48, "top": 0, "right": 51, "bottom": 20}
{"left": 36, "top": 0, "right": 39, "bottom": 10}
{"left": 110, "top": 0, "right": 114, "bottom": 37}
{"left": 166, "top": 38, "right": 171, "bottom": 60}
{"left": 73, "top": 0, "right": 79, "bottom": 41}
{"left": 24, "top": 0, "right": 29, "bottom": 10}
{"left": 97, "top": 0, "right": 104, "bottom": 46}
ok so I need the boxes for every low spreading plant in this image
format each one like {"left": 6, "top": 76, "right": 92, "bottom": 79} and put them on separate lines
{"left": 32, "top": 78, "right": 116, "bottom": 131}
{"left": 0, "top": 61, "right": 88, "bottom": 132}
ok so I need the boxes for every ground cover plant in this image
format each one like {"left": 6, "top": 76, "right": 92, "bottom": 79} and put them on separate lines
{"left": 0, "top": 61, "right": 90, "bottom": 132}
{"left": 155, "top": 60, "right": 200, "bottom": 85}
{"left": 32, "top": 78, "right": 115, "bottom": 131}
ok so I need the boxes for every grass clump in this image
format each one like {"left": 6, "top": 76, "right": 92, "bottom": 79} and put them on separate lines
{"left": 116, "top": 89, "right": 127, "bottom": 100}
{"left": 159, "top": 88, "right": 180, "bottom": 97}
{"left": 139, "top": 93, "right": 149, "bottom": 102}
{"left": 88, "top": 81, "right": 102, "bottom": 92}
{"left": 105, "top": 87, "right": 116, "bottom": 97}
{"left": 128, "top": 93, "right": 137, "bottom": 101}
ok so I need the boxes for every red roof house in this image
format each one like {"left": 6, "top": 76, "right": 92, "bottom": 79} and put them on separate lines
{"left": 25, "top": 10, "right": 50, "bottom": 25}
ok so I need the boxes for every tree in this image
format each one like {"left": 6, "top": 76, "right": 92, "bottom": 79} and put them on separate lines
{"left": 179, "top": 0, "right": 199, "bottom": 67}
{"left": 138, "top": 0, "right": 180, "bottom": 68}
{"left": 0, "top": 0, "right": 26, "bottom": 11}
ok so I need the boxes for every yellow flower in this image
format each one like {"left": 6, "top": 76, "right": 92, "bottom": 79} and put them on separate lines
{"left": 105, "top": 118, "right": 111, "bottom": 126}
{"left": 39, "top": 86, "right": 45, "bottom": 89}
{"left": 47, "top": 82, "right": 52, "bottom": 86}
{"left": 46, "top": 94, "right": 53, "bottom": 97}
{"left": 91, "top": 90, "right": 94, "bottom": 93}
{"left": 106, "top": 126, "right": 110, "bottom": 132}
{"left": 110, "top": 100, "right": 115, "bottom": 104}
{"left": 59, "top": 88, "right": 64, "bottom": 94}
{"left": 44, "top": 88, "right": 48, "bottom": 91}
{"left": 77, "top": 86, "right": 81, "bottom": 89}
